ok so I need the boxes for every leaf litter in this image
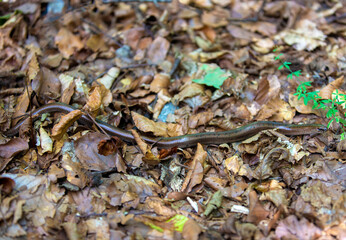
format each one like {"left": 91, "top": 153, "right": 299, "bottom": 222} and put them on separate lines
{"left": 0, "top": 0, "right": 345, "bottom": 239}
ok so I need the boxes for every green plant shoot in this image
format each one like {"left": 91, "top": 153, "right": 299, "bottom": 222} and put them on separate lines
{"left": 273, "top": 48, "right": 346, "bottom": 139}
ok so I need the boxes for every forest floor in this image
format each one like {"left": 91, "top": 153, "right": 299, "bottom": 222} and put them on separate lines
{"left": 0, "top": 0, "right": 345, "bottom": 239}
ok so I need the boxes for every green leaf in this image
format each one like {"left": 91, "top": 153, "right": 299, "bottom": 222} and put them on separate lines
{"left": 338, "top": 118, "right": 346, "bottom": 125}
{"left": 302, "top": 82, "right": 312, "bottom": 87}
{"left": 283, "top": 61, "right": 291, "bottom": 69}
{"left": 192, "top": 64, "right": 231, "bottom": 89}
{"left": 316, "top": 102, "right": 327, "bottom": 110}
{"left": 293, "top": 70, "right": 301, "bottom": 77}
{"left": 147, "top": 223, "right": 163, "bottom": 232}
{"left": 327, "top": 119, "right": 334, "bottom": 128}
{"left": 303, "top": 95, "right": 312, "bottom": 105}
{"left": 335, "top": 100, "right": 345, "bottom": 104}
{"left": 341, "top": 132, "right": 345, "bottom": 140}
{"left": 312, "top": 101, "right": 319, "bottom": 109}
{"left": 274, "top": 53, "right": 283, "bottom": 60}
{"left": 166, "top": 215, "right": 189, "bottom": 232}
{"left": 0, "top": 13, "right": 12, "bottom": 26}
{"left": 326, "top": 108, "right": 337, "bottom": 118}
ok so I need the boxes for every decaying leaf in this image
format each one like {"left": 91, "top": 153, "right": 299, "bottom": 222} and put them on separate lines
{"left": 51, "top": 110, "right": 83, "bottom": 140}
{"left": 0, "top": 138, "right": 29, "bottom": 171}
{"left": 246, "top": 191, "right": 270, "bottom": 224}
{"left": 276, "top": 215, "right": 322, "bottom": 239}
{"left": 275, "top": 19, "right": 326, "bottom": 51}
{"left": 204, "top": 190, "right": 223, "bottom": 216}
{"left": 0, "top": 1, "right": 344, "bottom": 238}
{"left": 74, "top": 132, "right": 126, "bottom": 172}
{"left": 318, "top": 75, "right": 344, "bottom": 100}
{"left": 55, "top": 28, "right": 83, "bottom": 59}
{"left": 181, "top": 143, "right": 207, "bottom": 193}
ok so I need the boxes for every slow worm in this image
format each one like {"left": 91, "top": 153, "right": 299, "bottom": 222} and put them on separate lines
{"left": 4, "top": 103, "right": 326, "bottom": 148}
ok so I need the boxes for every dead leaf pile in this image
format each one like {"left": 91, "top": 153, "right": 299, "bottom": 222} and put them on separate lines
{"left": 0, "top": 0, "right": 345, "bottom": 239}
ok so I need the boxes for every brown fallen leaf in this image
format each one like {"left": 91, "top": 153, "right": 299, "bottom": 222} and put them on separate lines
{"left": 74, "top": 132, "right": 126, "bottom": 172}
{"left": 51, "top": 109, "right": 83, "bottom": 140}
{"left": 123, "top": 27, "right": 145, "bottom": 49}
{"left": 131, "top": 111, "right": 168, "bottom": 137}
{"left": 246, "top": 191, "right": 270, "bottom": 224}
{"left": 153, "top": 89, "right": 172, "bottom": 121}
{"left": 275, "top": 215, "right": 322, "bottom": 239}
{"left": 172, "top": 82, "right": 206, "bottom": 105}
{"left": 221, "top": 181, "right": 248, "bottom": 199}
{"left": 275, "top": 19, "right": 326, "bottom": 51}
{"left": 201, "top": 9, "right": 228, "bottom": 27}
{"left": 98, "top": 136, "right": 125, "bottom": 156}
{"left": 181, "top": 143, "right": 207, "bottom": 193}
{"left": 257, "top": 96, "right": 295, "bottom": 121}
{"left": 147, "top": 36, "right": 170, "bottom": 64}
{"left": 182, "top": 218, "right": 202, "bottom": 240}
{"left": 84, "top": 84, "right": 112, "bottom": 116}
{"left": 130, "top": 129, "right": 160, "bottom": 165}
{"left": 0, "top": 138, "right": 29, "bottom": 171}
{"left": 318, "top": 75, "right": 344, "bottom": 100}
{"left": 55, "top": 27, "right": 84, "bottom": 59}
{"left": 289, "top": 93, "right": 323, "bottom": 116}
{"left": 86, "top": 34, "right": 108, "bottom": 52}
{"left": 188, "top": 111, "right": 214, "bottom": 129}
{"left": 159, "top": 147, "right": 177, "bottom": 159}
{"left": 150, "top": 73, "right": 170, "bottom": 93}
{"left": 166, "top": 191, "right": 188, "bottom": 201}
{"left": 255, "top": 75, "right": 280, "bottom": 105}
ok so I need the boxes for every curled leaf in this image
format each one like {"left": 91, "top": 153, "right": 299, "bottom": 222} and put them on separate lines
{"left": 51, "top": 110, "right": 83, "bottom": 140}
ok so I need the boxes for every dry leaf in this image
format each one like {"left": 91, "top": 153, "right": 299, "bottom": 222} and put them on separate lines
{"left": 96, "top": 67, "right": 120, "bottom": 90}
{"left": 150, "top": 73, "right": 170, "bottom": 93}
{"left": 246, "top": 191, "right": 270, "bottom": 224}
{"left": 201, "top": 9, "right": 228, "bottom": 27}
{"left": 276, "top": 215, "right": 322, "bottom": 239}
{"left": 172, "top": 82, "right": 206, "bottom": 105}
{"left": 318, "top": 75, "right": 344, "bottom": 100}
{"left": 275, "top": 19, "right": 326, "bottom": 51}
{"left": 123, "top": 27, "right": 145, "bottom": 49}
{"left": 0, "top": 138, "right": 29, "bottom": 171}
{"left": 86, "top": 34, "right": 107, "bottom": 52}
{"left": 74, "top": 132, "right": 126, "bottom": 172}
{"left": 84, "top": 84, "right": 111, "bottom": 114}
{"left": 181, "top": 144, "right": 207, "bottom": 193}
{"left": 152, "top": 89, "right": 172, "bottom": 120}
{"left": 182, "top": 218, "right": 202, "bottom": 240}
{"left": 188, "top": 111, "right": 214, "bottom": 128}
{"left": 131, "top": 111, "right": 168, "bottom": 137}
{"left": 55, "top": 28, "right": 83, "bottom": 59}
{"left": 39, "top": 126, "right": 53, "bottom": 154}
{"left": 147, "top": 36, "right": 170, "bottom": 64}
{"left": 289, "top": 93, "right": 323, "bottom": 116}
{"left": 51, "top": 110, "right": 82, "bottom": 140}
